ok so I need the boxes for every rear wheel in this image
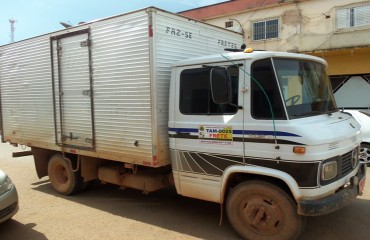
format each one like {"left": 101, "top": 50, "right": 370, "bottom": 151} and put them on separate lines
{"left": 48, "top": 154, "right": 80, "bottom": 195}
{"left": 226, "top": 181, "right": 305, "bottom": 240}
{"left": 359, "top": 143, "right": 370, "bottom": 167}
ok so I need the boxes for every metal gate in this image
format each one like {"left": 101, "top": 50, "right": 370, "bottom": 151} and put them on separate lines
{"left": 51, "top": 29, "right": 94, "bottom": 150}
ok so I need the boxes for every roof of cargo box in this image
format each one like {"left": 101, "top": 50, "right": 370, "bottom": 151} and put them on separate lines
{"left": 0, "top": 6, "right": 242, "bottom": 47}
{"left": 171, "top": 50, "right": 327, "bottom": 67}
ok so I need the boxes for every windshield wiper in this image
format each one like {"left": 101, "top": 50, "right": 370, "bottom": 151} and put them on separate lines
{"left": 293, "top": 111, "right": 322, "bottom": 117}
{"left": 326, "top": 108, "right": 340, "bottom": 115}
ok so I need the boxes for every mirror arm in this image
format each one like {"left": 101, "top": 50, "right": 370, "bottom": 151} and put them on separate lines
{"left": 229, "top": 103, "right": 243, "bottom": 110}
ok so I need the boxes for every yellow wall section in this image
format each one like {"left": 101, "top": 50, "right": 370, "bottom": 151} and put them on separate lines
{"left": 308, "top": 48, "right": 370, "bottom": 76}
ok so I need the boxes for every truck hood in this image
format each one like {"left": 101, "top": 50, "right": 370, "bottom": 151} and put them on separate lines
{"left": 282, "top": 111, "right": 361, "bottom": 147}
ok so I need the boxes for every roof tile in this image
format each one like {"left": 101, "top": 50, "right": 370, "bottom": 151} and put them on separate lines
{"left": 180, "top": 0, "right": 283, "bottom": 20}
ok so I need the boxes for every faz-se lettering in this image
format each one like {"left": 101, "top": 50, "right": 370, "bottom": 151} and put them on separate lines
{"left": 166, "top": 27, "right": 192, "bottom": 39}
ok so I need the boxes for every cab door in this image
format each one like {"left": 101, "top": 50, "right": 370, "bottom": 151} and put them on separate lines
{"left": 170, "top": 62, "right": 245, "bottom": 202}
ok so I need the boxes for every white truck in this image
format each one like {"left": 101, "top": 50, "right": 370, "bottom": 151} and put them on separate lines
{"left": 0, "top": 7, "right": 366, "bottom": 240}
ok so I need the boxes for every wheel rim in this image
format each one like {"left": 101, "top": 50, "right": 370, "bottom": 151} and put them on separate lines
{"left": 54, "top": 164, "right": 69, "bottom": 186}
{"left": 238, "top": 194, "right": 284, "bottom": 235}
{"left": 359, "top": 147, "right": 370, "bottom": 163}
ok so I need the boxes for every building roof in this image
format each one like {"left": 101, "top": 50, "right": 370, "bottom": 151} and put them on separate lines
{"left": 179, "top": 0, "right": 284, "bottom": 20}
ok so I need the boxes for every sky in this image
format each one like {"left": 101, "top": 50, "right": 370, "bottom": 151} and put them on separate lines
{"left": 1, "top": 0, "right": 228, "bottom": 45}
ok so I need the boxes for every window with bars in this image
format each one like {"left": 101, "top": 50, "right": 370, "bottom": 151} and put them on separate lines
{"left": 252, "top": 19, "right": 279, "bottom": 41}
{"left": 336, "top": 3, "right": 370, "bottom": 30}
{"left": 225, "top": 21, "right": 233, "bottom": 28}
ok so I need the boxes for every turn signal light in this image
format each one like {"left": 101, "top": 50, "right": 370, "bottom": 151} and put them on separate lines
{"left": 293, "top": 146, "right": 306, "bottom": 154}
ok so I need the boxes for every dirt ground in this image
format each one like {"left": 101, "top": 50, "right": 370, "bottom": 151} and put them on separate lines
{"left": 0, "top": 142, "right": 370, "bottom": 240}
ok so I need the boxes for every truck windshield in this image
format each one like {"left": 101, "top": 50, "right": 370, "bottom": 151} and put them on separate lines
{"left": 273, "top": 58, "right": 336, "bottom": 119}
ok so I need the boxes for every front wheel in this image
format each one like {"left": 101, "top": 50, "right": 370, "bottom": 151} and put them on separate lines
{"left": 226, "top": 181, "right": 305, "bottom": 240}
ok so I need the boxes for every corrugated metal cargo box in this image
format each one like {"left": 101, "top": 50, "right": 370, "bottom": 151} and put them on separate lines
{"left": 0, "top": 7, "right": 243, "bottom": 167}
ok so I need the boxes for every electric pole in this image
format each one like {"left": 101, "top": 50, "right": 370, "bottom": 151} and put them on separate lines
{"left": 9, "top": 18, "right": 16, "bottom": 43}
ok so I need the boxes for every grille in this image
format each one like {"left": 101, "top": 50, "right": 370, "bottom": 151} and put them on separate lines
{"left": 0, "top": 202, "right": 18, "bottom": 219}
{"left": 321, "top": 149, "right": 358, "bottom": 186}
{"left": 340, "top": 150, "right": 354, "bottom": 176}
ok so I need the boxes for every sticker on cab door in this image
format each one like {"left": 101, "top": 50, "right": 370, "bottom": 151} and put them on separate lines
{"left": 198, "top": 125, "right": 233, "bottom": 145}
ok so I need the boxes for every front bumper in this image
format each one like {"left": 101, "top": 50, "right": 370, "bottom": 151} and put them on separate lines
{"left": 297, "top": 163, "right": 366, "bottom": 216}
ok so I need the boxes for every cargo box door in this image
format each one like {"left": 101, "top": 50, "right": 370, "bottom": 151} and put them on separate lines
{"left": 53, "top": 30, "right": 94, "bottom": 150}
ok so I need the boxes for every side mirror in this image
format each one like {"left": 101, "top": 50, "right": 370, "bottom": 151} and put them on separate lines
{"left": 210, "top": 67, "right": 232, "bottom": 104}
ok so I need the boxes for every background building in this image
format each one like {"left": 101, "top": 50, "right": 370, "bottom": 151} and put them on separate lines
{"left": 180, "top": 0, "right": 370, "bottom": 111}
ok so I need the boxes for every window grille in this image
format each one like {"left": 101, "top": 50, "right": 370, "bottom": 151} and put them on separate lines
{"left": 336, "top": 3, "right": 370, "bottom": 30}
{"left": 253, "top": 19, "right": 279, "bottom": 40}
{"left": 225, "top": 21, "right": 233, "bottom": 28}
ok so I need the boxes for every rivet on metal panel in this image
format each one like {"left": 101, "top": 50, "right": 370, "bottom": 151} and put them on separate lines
{"left": 134, "top": 141, "right": 139, "bottom": 147}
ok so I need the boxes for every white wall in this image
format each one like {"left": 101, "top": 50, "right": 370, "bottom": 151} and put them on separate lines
{"left": 205, "top": 0, "right": 370, "bottom": 52}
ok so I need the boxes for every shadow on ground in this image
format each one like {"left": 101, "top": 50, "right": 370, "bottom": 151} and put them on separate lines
{"left": 300, "top": 197, "right": 370, "bottom": 240}
{"left": 31, "top": 180, "right": 370, "bottom": 240}
{"left": 0, "top": 220, "right": 47, "bottom": 240}
{"left": 33, "top": 181, "right": 241, "bottom": 240}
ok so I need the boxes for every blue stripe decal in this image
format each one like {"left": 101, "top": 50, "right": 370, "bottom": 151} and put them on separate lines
{"left": 168, "top": 128, "right": 301, "bottom": 137}
{"left": 168, "top": 128, "right": 198, "bottom": 133}
{"left": 235, "top": 130, "right": 300, "bottom": 137}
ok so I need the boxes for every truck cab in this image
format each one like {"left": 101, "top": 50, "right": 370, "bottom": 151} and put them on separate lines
{"left": 169, "top": 50, "right": 366, "bottom": 239}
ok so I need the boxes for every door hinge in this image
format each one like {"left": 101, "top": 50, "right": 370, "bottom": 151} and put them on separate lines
{"left": 63, "top": 132, "right": 79, "bottom": 141}
{"left": 80, "top": 40, "right": 91, "bottom": 47}
{"left": 82, "top": 90, "right": 91, "bottom": 96}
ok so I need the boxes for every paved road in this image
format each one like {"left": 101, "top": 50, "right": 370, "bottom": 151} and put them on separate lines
{"left": 0, "top": 142, "right": 370, "bottom": 240}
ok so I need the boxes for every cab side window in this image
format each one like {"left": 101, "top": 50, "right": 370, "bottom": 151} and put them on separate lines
{"left": 180, "top": 66, "right": 239, "bottom": 115}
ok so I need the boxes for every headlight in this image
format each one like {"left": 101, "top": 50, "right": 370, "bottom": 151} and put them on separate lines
{"left": 0, "top": 176, "right": 14, "bottom": 196}
{"left": 321, "top": 161, "right": 338, "bottom": 181}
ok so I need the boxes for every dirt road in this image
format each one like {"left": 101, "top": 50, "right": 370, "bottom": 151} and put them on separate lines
{"left": 0, "top": 142, "right": 369, "bottom": 240}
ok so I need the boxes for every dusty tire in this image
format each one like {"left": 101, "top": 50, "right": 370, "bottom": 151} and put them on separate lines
{"left": 48, "top": 154, "right": 78, "bottom": 195}
{"left": 359, "top": 143, "right": 370, "bottom": 167}
{"left": 226, "top": 181, "right": 305, "bottom": 240}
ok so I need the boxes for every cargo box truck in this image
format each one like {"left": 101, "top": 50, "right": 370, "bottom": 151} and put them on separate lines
{"left": 0, "top": 7, "right": 366, "bottom": 240}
